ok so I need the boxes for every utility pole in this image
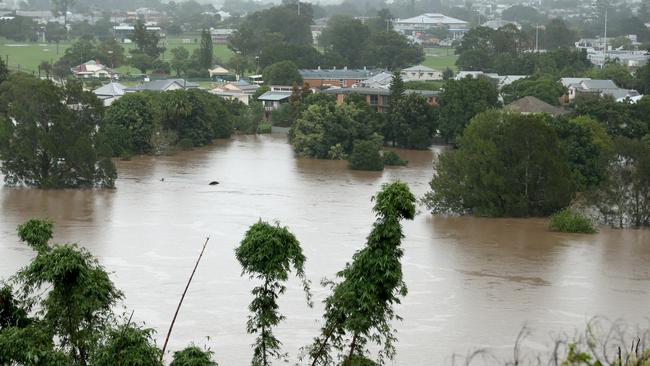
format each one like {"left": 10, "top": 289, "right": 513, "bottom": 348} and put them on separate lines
{"left": 297, "top": 1, "right": 301, "bottom": 16}
{"left": 535, "top": 24, "right": 539, "bottom": 52}
{"left": 603, "top": 7, "right": 608, "bottom": 61}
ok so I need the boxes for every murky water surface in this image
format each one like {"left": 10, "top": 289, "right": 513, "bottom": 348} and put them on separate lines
{"left": 1, "top": 134, "right": 649, "bottom": 365}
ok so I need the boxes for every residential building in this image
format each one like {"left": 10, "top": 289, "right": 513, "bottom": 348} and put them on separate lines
{"left": 299, "top": 68, "right": 385, "bottom": 89}
{"left": 113, "top": 24, "right": 163, "bottom": 42}
{"left": 322, "top": 87, "right": 439, "bottom": 113}
{"left": 257, "top": 87, "right": 293, "bottom": 118}
{"left": 400, "top": 65, "right": 443, "bottom": 81}
{"left": 124, "top": 79, "right": 198, "bottom": 93}
{"left": 560, "top": 78, "right": 640, "bottom": 101}
{"left": 504, "top": 96, "right": 568, "bottom": 117}
{"left": 455, "top": 71, "right": 527, "bottom": 89}
{"left": 211, "top": 90, "right": 251, "bottom": 105}
{"left": 217, "top": 79, "right": 259, "bottom": 94}
{"left": 358, "top": 72, "right": 394, "bottom": 89}
{"left": 71, "top": 60, "right": 117, "bottom": 79}
{"left": 394, "top": 13, "right": 469, "bottom": 39}
{"left": 482, "top": 19, "right": 521, "bottom": 30}
{"left": 210, "top": 28, "right": 234, "bottom": 44}
{"left": 208, "top": 65, "right": 230, "bottom": 79}
{"left": 93, "top": 82, "right": 126, "bottom": 106}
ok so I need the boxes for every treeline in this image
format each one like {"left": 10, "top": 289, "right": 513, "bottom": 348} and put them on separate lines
{"left": 0, "top": 65, "right": 256, "bottom": 189}
{"left": 228, "top": 2, "right": 424, "bottom": 76}
{"left": 424, "top": 98, "right": 650, "bottom": 228}
{"left": 0, "top": 181, "right": 416, "bottom": 366}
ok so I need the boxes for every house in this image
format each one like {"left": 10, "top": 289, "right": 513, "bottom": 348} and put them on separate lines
{"left": 257, "top": 88, "right": 293, "bottom": 119}
{"left": 93, "top": 82, "right": 126, "bottom": 106}
{"left": 113, "top": 24, "right": 163, "bottom": 42}
{"left": 561, "top": 78, "right": 638, "bottom": 101}
{"left": 322, "top": 87, "right": 439, "bottom": 113}
{"left": 211, "top": 90, "right": 251, "bottom": 105}
{"left": 504, "top": 96, "right": 568, "bottom": 117}
{"left": 400, "top": 65, "right": 443, "bottom": 81}
{"left": 455, "top": 71, "right": 527, "bottom": 89}
{"left": 218, "top": 79, "right": 259, "bottom": 94}
{"left": 208, "top": 65, "right": 230, "bottom": 78}
{"left": 394, "top": 13, "right": 469, "bottom": 39}
{"left": 210, "top": 28, "right": 234, "bottom": 44}
{"left": 299, "top": 68, "right": 385, "bottom": 89}
{"left": 482, "top": 19, "right": 521, "bottom": 30}
{"left": 124, "top": 79, "right": 199, "bottom": 93}
{"left": 71, "top": 60, "right": 117, "bottom": 79}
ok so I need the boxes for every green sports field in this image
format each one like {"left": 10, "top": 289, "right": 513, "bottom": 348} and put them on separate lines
{"left": 422, "top": 47, "right": 458, "bottom": 71}
{"left": 0, "top": 37, "right": 234, "bottom": 74}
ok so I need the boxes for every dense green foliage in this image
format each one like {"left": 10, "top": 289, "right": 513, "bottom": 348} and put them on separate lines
{"left": 262, "top": 61, "right": 303, "bottom": 86}
{"left": 0, "top": 74, "right": 116, "bottom": 188}
{"left": 548, "top": 208, "right": 597, "bottom": 233}
{"left": 308, "top": 181, "right": 416, "bottom": 365}
{"left": 170, "top": 346, "right": 218, "bottom": 366}
{"left": 437, "top": 76, "right": 499, "bottom": 142}
{"left": 389, "top": 93, "right": 438, "bottom": 149}
{"left": 348, "top": 135, "right": 385, "bottom": 171}
{"left": 501, "top": 74, "right": 567, "bottom": 106}
{"left": 383, "top": 151, "right": 408, "bottom": 167}
{"left": 93, "top": 325, "right": 163, "bottom": 366}
{"left": 236, "top": 220, "right": 311, "bottom": 366}
{"left": 425, "top": 111, "right": 575, "bottom": 217}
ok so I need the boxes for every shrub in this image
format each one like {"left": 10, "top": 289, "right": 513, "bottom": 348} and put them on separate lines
{"left": 383, "top": 151, "right": 408, "bottom": 166}
{"left": 258, "top": 122, "right": 272, "bottom": 134}
{"left": 177, "top": 138, "right": 194, "bottom": 150}
{"left": 548, "top": 208, "right": 597, "bottom": 233}
{"left": 348, "top": 138, "right": 384, "bottom": 171}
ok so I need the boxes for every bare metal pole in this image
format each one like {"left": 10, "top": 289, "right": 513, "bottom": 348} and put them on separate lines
{"left": 160, "top": 237, "right": 211, "bottom": 361}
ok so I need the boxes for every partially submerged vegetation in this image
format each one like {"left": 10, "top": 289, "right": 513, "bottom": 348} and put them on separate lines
{"left": 548, "top": 208, "right": 597, "bottom": 233}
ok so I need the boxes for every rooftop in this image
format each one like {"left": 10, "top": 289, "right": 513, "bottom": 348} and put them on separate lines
{"left": 93, "top": 82, "right": 126, "bottom": 97}
{"left": 299, "top": 68, "right": 385, "bottom": 80}
{"left": 257, "top": 91, "right": 292, "bottom": 101}
{"left": 395, "top": 13, "right": 469, "bottom": 26}
{"left": 504, "top": 96, "right": 567, "bottom": 117}
{"left": 125, "top": 79, "right": 198, "bottom": 92}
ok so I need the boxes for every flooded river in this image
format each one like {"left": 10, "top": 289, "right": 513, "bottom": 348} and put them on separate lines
{"left": 1, "top": 134, "right": 649, "bottom": 365}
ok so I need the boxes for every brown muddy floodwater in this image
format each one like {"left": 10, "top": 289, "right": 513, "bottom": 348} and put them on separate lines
{"left": 1, "top": 134, "right": 649, "bottom": 365}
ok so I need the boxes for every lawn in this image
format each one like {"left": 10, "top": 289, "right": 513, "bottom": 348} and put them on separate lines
{"left": 0, "top": 37, "right": 233, "bottom": 74}
{"left": 422, "top": 47, "right": 458, "bottom": 71}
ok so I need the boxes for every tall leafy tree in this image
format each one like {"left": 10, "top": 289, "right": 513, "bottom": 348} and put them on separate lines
{"left": 51, "top": 0, "right": 76, "bottom": 29}
{"left": 0, "top": 73, "right": 116, "bottom": 188}
{"left": 386, "top": 71, "right": 405, "bottom": 147}
{"left": 262, "top": 61, "right": 303, "bottom": 86}
{"left": 199, "top": 28, "right": 214, "bottom": 70}
{"left": 170, "top": 346, "right": 218, "bottom": 366}
{"left": 319, "top": 16, "right": 371, "bottom": 67}
{"left": 308, "top": 181, "right": 416, "bottom": 366}
{"left": 437, "top": 76, "right": 499, "bottom": 142}
{"left": 101, "top": 92, "right": 156, "bottom": 156}
{"left": 390, "top": 93, "right": 437, "bottom": 149}
{"left": 236, "top": 220, "right": 311, "bottom": 366}
{"left": 132, "top": 20, "right": 164, "bottom": 58}
{"left": 424, "top": 110, "right": 575, "bottom": 217}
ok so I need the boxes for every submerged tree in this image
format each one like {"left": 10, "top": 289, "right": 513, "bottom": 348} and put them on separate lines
{"left": 307, "top": 181, "right": 416, "bottom": 366}
{"left": 235, "top": 220, "right": 312, "bottom": 366}
{"left": 171, "top": 345, "right": 218, "bottom": 366}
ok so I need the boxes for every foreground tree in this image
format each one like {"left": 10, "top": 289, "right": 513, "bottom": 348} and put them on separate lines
{"left": 389, "top": 93, "right": 437, "bottom": 149}
{"left": 348, "top": 134, "right": 384, "bottom": 171}
{"left": 307, "top": 181, "right": 416, "bottom": 365}
{"left": 424, "top": 111, "right": 574, "bottom": 217}
{"left": 171, "top": 346, "right": 218, "bottom": 366}
{"left": 0, "top": 73, "right": 116, "bottom": 188}
{"left": 236, "top": 220, "right": 311, "bottom": 366}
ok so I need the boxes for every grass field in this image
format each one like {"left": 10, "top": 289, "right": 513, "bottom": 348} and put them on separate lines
{"left": 0, "top": 37, "right": 234, "bottom": 74}
{"left": 422, "top": 47, "right": 458, "bottom": 71}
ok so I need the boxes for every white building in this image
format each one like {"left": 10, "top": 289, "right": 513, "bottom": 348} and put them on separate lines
{"left": 71, "top": 60, "right": 117, "bottom": 79}
{"left": 400, "top": 65, "right": 443, "bottom": 81}
{"left": 394, "top": 13, "right": 469, "bottom": 38}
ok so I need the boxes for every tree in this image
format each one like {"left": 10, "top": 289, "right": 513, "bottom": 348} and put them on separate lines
{"left": 361, "top": 31, "right": 424, "bottom": 69}
{"left": 308, "top": 182, "right": 416, "bottom": 365}
{"left": 131, "top": 20, "right": 163, "bottom": 58}
{"left": 0, "top": 74, "right": 116, "bottom": 188}
{"left": 501, "top": 74, "right": 566, "bottom": 105}
{"left": 437, "top": 76, "right": 499, "bottom": 142}
{"left": 424, "top": 110, "right": 575, "bottom": 217}
{"left": 51, "top": 0, "right": 76, "bottom": 29}
{"left": 170, "top": 47, "right": 190, "bottom": 76}
{"left": 130, "top": 53, "right": 155, "bottom": 74}
{"left": 198, "top": 28, "right": 214, "bottom": 70}
{"left": 93, "top": 325, "right": 163, "bottom": 366}
{"left": 502, "top": 5, "right": 546, "bottom": 25}
{"left": 390, "top": 93, "right": 438, "bottom": 149}
{"left": 0, "top": 57, "right": 8, "bottom": 84}
{"left": 542, "top": 18, "right": 577, "bottom": 50}
{"left": 171, "top": 346, "right": 218, "bottom": 366}
{"left": 235, "top": 220, "right": 311, "bottom": 366}
{"left": 594, "top": 137, "right": 650, "bottom": 228}
{"left": 262, "top": 61, "right": 302, "bottom": 86}
{"left": 101, "top": 93, "right": 156, "bottom": 156}
{"left": 6, "top": 218, "right": 123, "bottom": 364}
{"left": 348, "top": 134, "right": 384, "bottom": 171}
{"left": 386, "top": 71, "right": 405, "bottom": 146}
{"left": 319, "top": 16, "right": 371, "bottom": 67}
{"left": 39, "top": 60, "right": 53, "bottom": 79}
{"left": 97, "top": 38, "right": 125, "bottom": 68}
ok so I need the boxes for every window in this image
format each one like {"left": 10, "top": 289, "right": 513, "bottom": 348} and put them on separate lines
{"left": 369, "top": 94, "right": 378, "bottom": 105}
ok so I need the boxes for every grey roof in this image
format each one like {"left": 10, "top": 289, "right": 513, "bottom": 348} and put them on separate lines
{"left": 125, "top": 79, "right": 198, "bottom": 92}
{"left": 93, "top": 82, "right": 126, "bottom": 97}
{"left": 360, "top": 72, "right": 394, "bottom": 88}
{"left": 504, "top": 96, "right": 567, "bottom": 116}
{"left": 603, "top": 88, "right": 640, "bottom": 100}
{"left": 299, "top": 68, "right": 385, "bottom": 80}
{"left": 580, "top": 79, "right": 618, "bottom": 90}
{"left": 402, "top": 65, "right": 437, "bottom": 73}
{"left": 229, "top": 79, "right": 259, "bottom": 91}
{"left": 257, "top": 91, "right": 292, "bottom": 101}
{"left": 560, "top": 77, "right": 591, "bottom": 88}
